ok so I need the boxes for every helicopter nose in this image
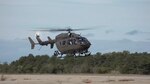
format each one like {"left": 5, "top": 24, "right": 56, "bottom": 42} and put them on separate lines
{"left": 87, "top": 42, "right": 91, "bottom": 48}
{"left": 81, "top": 42, "right": 91, "bottom": 49}
{"left": 86, "top": 40, "right": 91, "bottom": 46}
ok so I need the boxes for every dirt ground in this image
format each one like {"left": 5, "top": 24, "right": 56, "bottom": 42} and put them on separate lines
{"left": 0, "top": 74, "right": 150, "bottom": 84}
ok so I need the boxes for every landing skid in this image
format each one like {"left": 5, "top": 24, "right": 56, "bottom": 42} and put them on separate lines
{"left": 54, "top": 50, "right": 63, "bottom": 58}
{"left": 75, "top": 51, "right": 91, "bottom": 57}
{"left": 54, "top": 50, "right": 91, "bottom": 58}
{"left": 84, "top": 51, "right": 91, "bottom": 56}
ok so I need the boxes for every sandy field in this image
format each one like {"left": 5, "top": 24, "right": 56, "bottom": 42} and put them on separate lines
{"left": 0, "top": 74, "right": 150, "bottom": 84}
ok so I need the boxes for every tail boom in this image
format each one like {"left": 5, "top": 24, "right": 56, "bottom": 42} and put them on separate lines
{"left": 28, "top": 36, "right": 55, "bottom": 49}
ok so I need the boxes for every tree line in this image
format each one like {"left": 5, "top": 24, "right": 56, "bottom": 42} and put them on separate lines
{"left": 0, "top": 51, "right": 150, "bottom": 74}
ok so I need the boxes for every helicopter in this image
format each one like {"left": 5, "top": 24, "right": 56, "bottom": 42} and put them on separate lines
{"left": 28, "top": 27, "right": 91, "bottom": 57}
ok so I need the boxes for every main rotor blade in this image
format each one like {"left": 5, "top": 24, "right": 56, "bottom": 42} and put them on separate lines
{"left": 31, "top": 26, "right": 104, "bottom": 32}
{"left": 32, "top": 29, "right": 88, "bottom": 32}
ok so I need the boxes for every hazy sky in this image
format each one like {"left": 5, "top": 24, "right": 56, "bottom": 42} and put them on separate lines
{"left": 0, "top": 0, "right": 150, "bottom": 62}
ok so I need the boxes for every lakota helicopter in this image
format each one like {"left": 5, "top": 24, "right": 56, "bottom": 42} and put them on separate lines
{"left": 28, "top": 27, "right": 91, "bottom": 57}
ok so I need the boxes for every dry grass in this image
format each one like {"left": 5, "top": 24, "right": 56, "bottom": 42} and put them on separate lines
{"left": 118, "top": 78, "right": 134, "bottom": 82}
{"left": 0, "top": 74, "right": 7, "bottom": 81}
{"left": 105, "top": 79, "right": 116, "bottom": 82}
{"left": 56, "top": 80, "right": 62, "bottom": 84}
{"left": 82, "top": 79, "right": 92, "bottom": 83}
{"left": 11, "top": 78, "right": 17, "bottom": 81}
{"left": 23, "top": 78, "right": 31, "bottom": 80}
{"left": 0, "top": 74, "right": 149, "bottom": 84}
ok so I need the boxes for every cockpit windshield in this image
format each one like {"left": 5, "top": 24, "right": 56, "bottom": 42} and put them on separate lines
{"left": 78, "top": 37, "right": 88, "bottom": 44}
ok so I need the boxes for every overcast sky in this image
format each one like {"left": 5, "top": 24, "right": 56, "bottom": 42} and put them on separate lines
{"left": 0, "top": 0, "right": 150, "bottom": 63}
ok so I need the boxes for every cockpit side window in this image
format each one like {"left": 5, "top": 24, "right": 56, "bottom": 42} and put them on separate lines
{"left": 78, "top": 37, "right": 87, "bottom": 44}
{"left": 62, "top": 41, "right": 66, "bottom": 45}
{"left": 68, "top": 40, "right": 73, "bottom": 45}
{"left": 74, "top": 39, "right": 77, "bottom": 45}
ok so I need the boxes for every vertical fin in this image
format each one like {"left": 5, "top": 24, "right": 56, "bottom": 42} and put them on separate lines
{"left": 36, "top": 35, "right": 42, "bottom": 44}
{"left": 48, "top": 36, "right": 54, "bottom": 49}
